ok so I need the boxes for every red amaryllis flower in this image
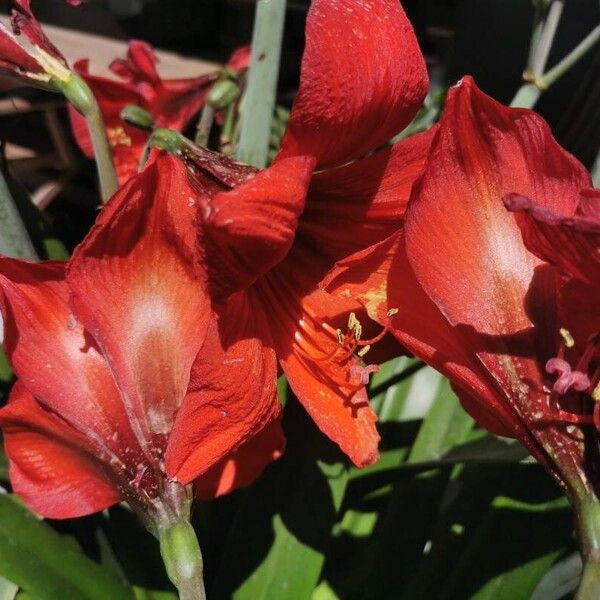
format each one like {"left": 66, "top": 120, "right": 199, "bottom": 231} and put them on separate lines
{"left": 68, "top": 41, "right": 251, "bottom": 184}
{"left": 0, "top": 153, "right": 284, "bottom": 523}
{"left": 324, "top": 77, "right": 600, "bottom": 497}
{"left": 0, "top": 0, "right": 72, "bottom": 86}
{"left": 167, "top": 0, "right": 431, "bottom": 468}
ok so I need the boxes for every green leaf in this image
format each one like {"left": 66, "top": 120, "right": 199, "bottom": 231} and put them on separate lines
{"left": 0, "top": 495, "right": 134, "bottom": 600}
{"left": 0, "top": 576, "right": 18, "bottom": 600}
{"left": 133, "top": 588, "right": 177, "bottom": 600}
{"left": 531, "top": 552, "right": 581, "bottom": 600}
{"left": 212, "top": 396, "right": 348, "bottom": 600}
{"left": 407, "top": 378, "right": 474, "bottom": 464}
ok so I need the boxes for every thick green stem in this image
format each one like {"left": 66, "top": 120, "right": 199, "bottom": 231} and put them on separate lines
{"left": 58, "top": 74, "right": 118, "bottom": 202}
{"left": 159, "top": 519, "right": 206, "bottom": 600}
{"left": 137, "top": 481, "right": 205, "bottom": 600}
{"left": 236, "top": 0, "right": 287, "bottom": 167}
{"left": 510, "top": 83, "right": 542, "bottom": 108}
{"left": 575, "top": 500, "right": 600, "bottom": 599}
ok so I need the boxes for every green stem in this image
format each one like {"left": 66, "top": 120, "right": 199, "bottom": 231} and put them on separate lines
{"left": 575, "top": 499, "right": 600, "bottom": 599}
{"left": 511, "top": 19, "right": 600, "bottom": 109}
{"left": 510, "top": 83, "right": 542, "bottom": 108}
{"left": 195, "top": 104, "right": 216, "bottom": 147}
{"left": 540, "top": 24, "right": 600, "bottom": 89}
{"left": 530, "top": 0, "right": 564, "bottom": 76}
{"left": 58, "top": 74, "right": 118, "bottom": 202}
{"left": 236, "top": 0, "right": 287, "bottom": 167}
{"left": 592, "top": 148, "right": 600, "bottom": 189}
{"left": 159, "top": 519, "right": 206, "bottom": 600}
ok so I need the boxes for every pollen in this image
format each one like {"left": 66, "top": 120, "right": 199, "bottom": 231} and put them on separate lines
{"left": 107, "top": 126, "right": 133, "bottom": 148}
{"left": 559, "top": 328, "right": 575, "bottom": 348}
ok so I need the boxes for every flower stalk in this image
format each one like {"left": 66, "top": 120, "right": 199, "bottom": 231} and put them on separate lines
{"left": 57, "top": 73, "right": 118, "bottom": 202}
{"left": 512, "top": 1, "right": 600, "bottom": 108}
{"left": 236, "top": 0, "right": 287, "bottom": 167}
{"left": 575, "top": 499, "right": 600, "bottom": 599}
{"left": 158, "top": 518, "right": 206, "bottom": 600}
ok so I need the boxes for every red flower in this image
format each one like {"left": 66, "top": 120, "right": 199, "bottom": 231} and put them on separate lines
{"left": 0, "top": 0, "right": 71, "bottom": 85}
{"left": 68, "top": 42, "right": 251, "bottom": 184}
{"left": 0, "top": 154, "right": 284, "bottom": 521}
{"left": 325, "top": 77, "right": 600, "bottom": 495}
{"left": 170, "top": 0, "right": 431, "bottom": 468}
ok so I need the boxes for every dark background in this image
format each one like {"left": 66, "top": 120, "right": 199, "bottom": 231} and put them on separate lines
{"left": 3, "top": 0, "right": 597, "bottom": 166}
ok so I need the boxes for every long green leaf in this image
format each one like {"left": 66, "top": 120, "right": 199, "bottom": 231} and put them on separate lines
{"left": 212, "top": 396, "right": 347, "bottom": 600}
{"left": 0, "top": 495, "right": 134, "bottom": 600}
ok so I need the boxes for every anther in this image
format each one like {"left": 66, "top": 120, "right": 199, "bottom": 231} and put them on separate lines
{"left": 559, "top": 328, "right": 575, "bottom": 348}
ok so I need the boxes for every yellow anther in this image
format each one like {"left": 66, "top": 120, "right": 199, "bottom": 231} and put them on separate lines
{"left": 347, "top": 312, "right": 362, "bottom": 341}
{"left": 357, "top": 345, "right": 371, "bottom": 358}
{"left": 336, "top": 328, "right": 344, "bottom": 344}
{"left": 559, "top": 328, "right": 575, "bottom": 348}
{"left": 593, "top": 382, "right": 600, "bottom": 402}
{"left": 107, "top": 126, "right": 133, "bottom": 148}
{"left": 387, "top": 308, "right": 399, "bottom": 317}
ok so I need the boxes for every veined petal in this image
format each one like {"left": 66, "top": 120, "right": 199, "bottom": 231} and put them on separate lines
{"left": 261, "top": 271, "right": 380, "bottom": 467}
{"left": 193, "top": 417, "right": 285, "bottom": 500}
{"left": 404, "top": 78, "right": 585, "bottom": 436}
{"left": 202, "top": 155, "right": 314, "bottom": 300}
{"left": 506, "top": 189, "right": 600, "bottom": 286}
{"left": 0, "top": 21, "right": 44, "bottom": 75}
{"left": 301, "top": 127, "right": 436, "bottom": 266}
{"left": 166, "top": 292, "right": 280, "bottom": 484}
{"left": 11, "top": 0, "right": 67, "bottom": 65}
{"left": 0, "top": 259, "right": 140, "bottom": 461}
{"left": 278, "top": 0, "right": 428, "bottom": 168}
{"left": 325, "top": 233, "right": 528, "bottom": 439}
{"left": 110, "top": 40, "right": 160, "bottom": 86}
{"left": 405, "top": 77, "right": 590, "bottom": 340}
{"left": 281, "top": 353, "right": 379, "bottom": 467}
{"left": 67, "top": 153, "right": 211, "bottom": 454}
{"left": 0, "top": 382, "right": 120, "bottom": 519}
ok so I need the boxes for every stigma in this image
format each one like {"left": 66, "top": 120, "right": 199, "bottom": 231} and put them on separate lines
{"left": 544, "top": 328, "right": 600, "bottom": 431}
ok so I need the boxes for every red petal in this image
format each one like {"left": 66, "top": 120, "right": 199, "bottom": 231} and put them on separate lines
{"left": 0, "top": 382, "right": 119, "bottom": 519}
{"left": 67, "top": 153, "right": 211, "bottom": 454}
{"left": 11, "top": 0, "right": 67, "bottom": 65}
{"left": 278, "top": 0, "right": 428, "bottom": 168}
{"left": 110, "top": 40, "right": 160, "bottom": 85}
{"left": 226, "top": 45, "right": 251, "bottom": 73}
{"left": 281, "top": 352, "right": 379, "bottom": 468}
{"left": 506, "top": 189, "right": 600, "bottom": 286}
{"left": 406, "top": 77, "right": 589, "bottom": 340}
{"left": 0, "top": 259, "right": 140, "bottom": 461}
{"left": 323, "top": 233, "right": 400, "bottom": 323}
{"left": 301, "top": 127, "right": 436, "bottom": 267}
{"left": 202, "top": 155, "right": 314, "bottom": 300}
{"left": 404, "top": 78, "right": 586, "bottom": 436}
{"left": 268, "top": 285, "right": 380, "bottom": 468}
{"left": 0, "top": 22, "right": 43, "bottom": 74}
{"left": 193, "top": 418, "right": 285, "bottom": 500}
{"left": 166, "top": 292, "right": 280, "bottom": 484}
